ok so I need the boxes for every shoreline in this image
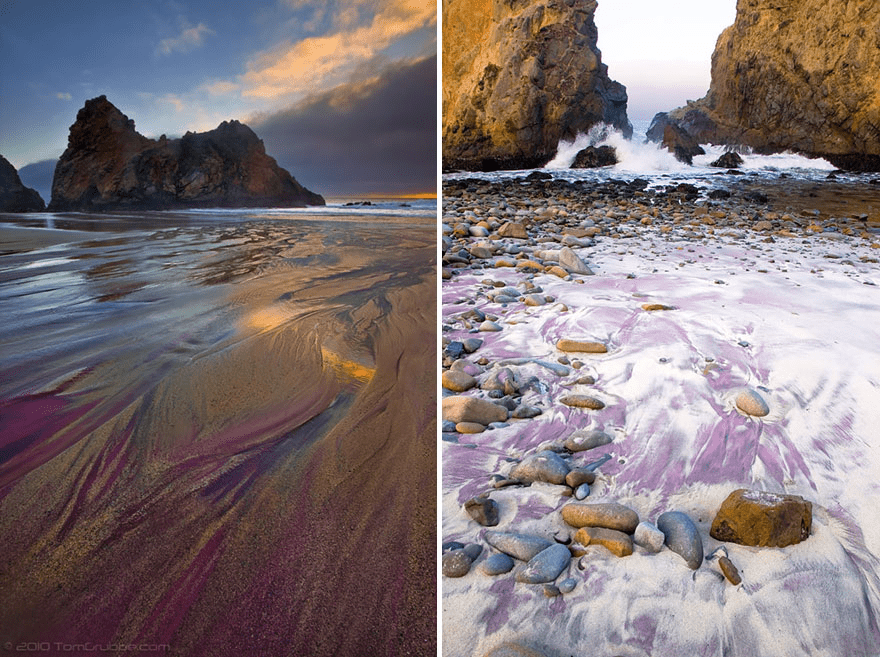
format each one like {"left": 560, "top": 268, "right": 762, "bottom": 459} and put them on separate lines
{"left": 441, "top": 175, "right": 880, "bottom": 656}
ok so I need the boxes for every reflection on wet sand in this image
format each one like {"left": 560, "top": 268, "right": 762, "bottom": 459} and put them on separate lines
{"left": 0, "top": 213, "right": 435, "bottom": 656}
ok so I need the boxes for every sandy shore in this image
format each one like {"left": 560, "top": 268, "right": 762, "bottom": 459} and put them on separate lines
{"left": 0, "top": 214, "right": 436, "bottom": 656}
{"left": 441, "top": 176, "right": 880, "bottom": 657}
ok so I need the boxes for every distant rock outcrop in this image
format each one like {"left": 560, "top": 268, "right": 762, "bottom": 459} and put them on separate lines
{"left": 0, "top": 155, "right": 46, "bottom": 212}
{"left": 442, "top": 0, "right": 631, "bottom": 171}
{"left": 49, "top": 96, "right": 324, "bottom": 211}
{"left": 657, "top": 0, "right": 880, "bottom": 170}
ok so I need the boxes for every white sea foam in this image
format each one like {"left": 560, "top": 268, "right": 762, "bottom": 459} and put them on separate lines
{"left": 545, "top": 123, "right": 836, "bottom": 177}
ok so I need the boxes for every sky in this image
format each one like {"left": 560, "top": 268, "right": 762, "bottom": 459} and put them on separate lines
{"left": 0, "top": 0, "right": 436, "bottom": 197}
{"left": 594, "top": 0, "right": 737, "bottom": 124}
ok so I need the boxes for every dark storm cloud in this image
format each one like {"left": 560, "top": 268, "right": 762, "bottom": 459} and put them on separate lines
{"left": 251, "top": 55, "right": 436, "bottom": 197}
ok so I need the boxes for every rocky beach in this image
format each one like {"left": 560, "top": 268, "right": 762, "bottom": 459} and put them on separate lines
{"left": 0, "top": 207, "right": 436, "bottom": 656}
{"left": 441, "top": 171, "right": 880, "bottom": 656}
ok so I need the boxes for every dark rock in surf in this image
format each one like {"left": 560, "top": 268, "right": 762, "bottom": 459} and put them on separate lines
{"left": 0, "top": 154, "right": 45, "bottom": 212}
{"left": 571, "top": 145, "right": 617, "bottom": 169}
{"left": 710, "top": 151, "right": 744, "bottom": 168}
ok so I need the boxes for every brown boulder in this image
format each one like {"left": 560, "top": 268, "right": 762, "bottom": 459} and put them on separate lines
{"left": 497, "top": 222, "right": 528, "bottom": 239}
{"left": 710, "top": 489, "right": 812, "bottom": 548}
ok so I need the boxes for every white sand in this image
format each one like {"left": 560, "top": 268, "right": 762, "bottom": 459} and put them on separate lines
{"left": 443, "top": 228, "right": 880, "bottom": 656}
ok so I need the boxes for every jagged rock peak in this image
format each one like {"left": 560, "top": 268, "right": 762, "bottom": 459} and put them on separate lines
{"left": 49, "top": 96, "right": 324, "bottom": 211}
{"left": 0, "top": 154, "right": 46, "bottom": 212}
{"left": 659, "top": 0, "right": 880, "bottom": 170}
{"left": 442, "top": 0, "right": 631, "bottom": 172}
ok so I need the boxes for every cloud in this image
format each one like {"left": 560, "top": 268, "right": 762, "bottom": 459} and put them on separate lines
{"left": 199, "top": 79, "right": 240, "bottom": 96}
{"left": 241, "top": 0, "right": 435, "bottom": 100}
{"left": 56, "top": 92, "right": 72, "bottom": 100}
{"left": 155, "top": 22, "right": 214, "bottom": 56}
{"left": 250, "top": 55, "right": 436, "bottom": 196}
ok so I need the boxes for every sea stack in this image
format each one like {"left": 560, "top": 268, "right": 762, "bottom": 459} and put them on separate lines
{"left": 442, "top": 0, "right": 631, "bottom": 171}
{"left": 652, "top": 0, "right": 880, "bottom": 170}
{"left": 0, "top": 154, "right": 46, "bottom": 212}
{"left": 49, "top": 96, "right": 324, "bottom": 211}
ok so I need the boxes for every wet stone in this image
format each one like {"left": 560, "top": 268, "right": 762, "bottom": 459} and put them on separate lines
{"left": 573, "top": 526, "right": 633, "bottom": 557}
{"left": 485, "top": 531, "right": 553, "bottom": 562}
{"left": 719, "top": 556, "right": 742, "bottom": 585}
{"left": 560, "top": 395, "right": 605, "bottom": 410}
{"left": 455, "top": 421, "right": 485, "bottom": 434}
{"left": 516, "top": 543, "right": 571, "bottom": 584}
{"left": 561, "top": 502, "right": 640, "bottom": 534}
{"left": 443, "top": 549, "right": 473, "bottom": 577}
{"left": 565, "top": 469, "right": 596, "bottom": 488}
{"left": 481, "top": 553, "right": 515, "bottom": 576}
{"left": 509, "top": 450, "right": 570, "bottom": 485}
{"left": 558, "top": 578, "right": 577, "bottom": 594}
{"left": 564, "top": 429, "right": 613, "bottom": 452}
{"left": 556, "top": 339, "right": 607, "bottom": 353}
{"left": 633, "top": 521, "right": 665, "bottom": 553}
{"left": 735, "top": 388, "right": 770, "bottom": 417}
{"left": 442, "top": 369, "right": 477, "bottom": 392}
{"left": 465, "top": 495, "right": 500, "bottom": 526}
{"left": 657, "top": 511, "right": 704, "bottom": 570}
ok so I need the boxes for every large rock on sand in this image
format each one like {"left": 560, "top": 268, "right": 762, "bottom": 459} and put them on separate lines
{"left": 0, "top": 154, "right": 45, "bottom": 212}
{"left": 710, "top": 489, "right": 812, "bottom": 548}
{"left": 656, "top": 0, "right": 880, "bottom": 170}
{"left": 49, "top": 96, "right": 324, "bottom": 211}
{"left": 442, "top": 395, "right": 508, "bottom": 424}
{"left": 442, "top": 0, "right": 631, "bottom": 171}
{"left": 509, "top": 450, "right": 570, "bottom": 485}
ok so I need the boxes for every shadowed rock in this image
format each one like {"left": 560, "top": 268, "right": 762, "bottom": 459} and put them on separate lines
{"left": 0, "top": 155, "right": 45, "bottom": 212}
{"left": 485, "top": 531, "right": 553, "bottom": 562}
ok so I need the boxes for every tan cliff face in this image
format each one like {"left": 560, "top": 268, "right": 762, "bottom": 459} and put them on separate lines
{"left": 442, "top": 0, "right": 630, "bottom": 171}
{"left": 665, "top": 0, "right": 880, "bottom": 170}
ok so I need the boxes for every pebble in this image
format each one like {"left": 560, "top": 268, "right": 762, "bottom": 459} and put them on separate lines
{"left": 719, "top": 556, "right": 742, "bottom": 585}
{"left": 455, "top": 421, "right": 485, "bottom": 434}
{"left": 574, "top": 483, "right": 591, "bottom": 499}
{"left": 442, "top": 549, "right": 473, "bottom": 577}
{"left": 558, "top": 578, "right": 577, "bottom": 594}
{"left": 561, "top": 502, "right": 640, "bottom": 533}
{"left": 573, "top": 526, "right": 633, "bottom": 557}
{"left": 556, "top": 339, "right": 608, "bottom": 354}
{"left": 465, "top": 495, "right": 500, "bottom": 526}
{"left": 633, "top": 521, "right": 665, "bottom": 553}
{"left": 442, "top": 369, "right": 477, "bottom": 392}
{"left": 511, "top": 405, "right": 542, "bottom": 418}
{"left": 543, "top": 584, "right": 561, "bottom": 597}
{"left": 564, "top": 429, "right": 613, "bottom": 452}
{"left": 560, "top": 395, "right": 605, "bottom": 410}
{"left": 515, "top": 543, "right": 572, "bottom": 583}
{"left": 481, "top": 553, "right": 515, "bottom": 575}
{"left": 484, "top": 530, "right": 553, "bottom": 561}
{"left": 641, "top": 303, "right": 675, "bottom": 311}
{"left": 480, "top": 320, "right": 503, "bottom": 332}
{"left": 442, "top": 396, "right": 508, "bottom": 424}
{"left": 498, "top": 222, "right": 528, "bottom": 239}
{"left": 558, "top": 246, "right": 594, "bottom": 275}
{"left": 462, "top": 337, "right": 484, "bottom": 353}
{"left": 656, "top": 511, "right": 704, "bottom": 570}
{"left": 509, "top": 450, "right": 570, "bottom": 485}
{"left": 564, "top": 469, "right": 596, "bottom": 488}
{"left": 735, "top": 388, "right": 770, "bottom": 417}
{"left": 463, "top": 543, "right": 483, "bottom": 561}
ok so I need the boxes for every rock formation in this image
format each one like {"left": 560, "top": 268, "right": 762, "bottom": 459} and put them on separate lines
{"left": 442, "top": 0, "right": 631, "bottom": 171}
{"left": 0, "top": 155, "right": 46, "bottom": 212}
{"left": 49, "top": 96, "right": 324, "bottom": 211}
{"left": 655, "top": 0, "right": 880, "bottom": 170}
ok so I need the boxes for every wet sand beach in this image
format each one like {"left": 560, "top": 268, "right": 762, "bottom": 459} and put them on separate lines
{"left": 0, "top": 210, "right": 436, "bottom": 656}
